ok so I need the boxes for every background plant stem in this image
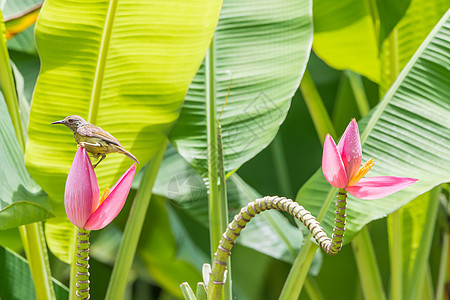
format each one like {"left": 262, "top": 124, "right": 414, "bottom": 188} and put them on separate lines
{"left": 206, "top": 39, "right": 224, "bottom": 255}
{"left": 345, "top": 71, "right": 370, "bottom": 116}
{"left": 304, "top": 277, "right": 325, "bottom": 300}
{"left": 87, "top": 0, "right": 118, "bottom": 125}
{"left": 421, "top": 267, "right": 435, "bottom": 300}
{"left": 205, "top": 39, "right": 231, "bottom": 300}
{"left": 105, "top": 140, "right": 167, "bottom": 300}
{"left": 300, "top": 69, "right": 336, "bottom": 144}
{"left": 0, "top": 10, "right": 25, "bottom": 150}
{"left": 22, "top": 223, "right": 56, "bottom": 300}
{"left": 407, "top": 186, "right": 441, "bottom": 299}
{"left": 352, "top": 227, "right": 386, "bottom": 300}
{"left": 435, "top": 228, "right": 448, "bottom": 300}
{"left": 388, "top": 209, "right": 403, "bottom": 300}
{"left": 270, "top": 134, "right": 293, "bottom": 197}
{"left": 217, "top": 126, "right": 231, "bottom": 299}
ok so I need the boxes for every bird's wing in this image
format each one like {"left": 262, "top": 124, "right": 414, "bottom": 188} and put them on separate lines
{"left": 78, "top": 125, "right": 122, "bottom": 146}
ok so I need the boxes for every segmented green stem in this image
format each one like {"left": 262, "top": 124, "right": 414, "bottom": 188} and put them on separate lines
{"left": 76, "top": 229, "right": 90, "bottom": 300}
{"left": 330, "top": 189, "right": 347, "bottom": 254}
{"left": 207, "top": 190, "right": 348, "bottom": 299}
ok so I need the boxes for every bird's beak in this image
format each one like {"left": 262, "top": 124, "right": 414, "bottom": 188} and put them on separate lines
{"left": 51, "top": 120, "right": 64, "bottom": 125}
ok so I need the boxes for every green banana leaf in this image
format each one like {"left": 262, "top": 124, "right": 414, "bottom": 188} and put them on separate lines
{"left": 312, "top": 0, "right": 379, "bottom": 82}
{"left": 44, "top": 217, "right": 74, "bottom": 263}
{"left": 90, "top": 225, "right": 123, "bottom": 265}
{"left": 170, "top": 0, "right": 313, "bottom": 178}
{"left": 312, "top": 0, "right": 439, "bottom": 83}
{"left": 296, "top": 10, "right": 450, "bottom": 244}
{"left": 25, "top": 0, "right": 223, "bottom": 216}
{"left": 0, "top": 93, "right": 53, "bottom": 230}
{"left": 7, "top": 26, "right": 36, "bottom": 53}
{"left": 0, "top": 227, "right": 22, "bottom": 252}
{"left": 379, "top": 0, "right": 449, "bottom": 95}
{"left": 0, "top": 245, "right": 69, "bottom": 300}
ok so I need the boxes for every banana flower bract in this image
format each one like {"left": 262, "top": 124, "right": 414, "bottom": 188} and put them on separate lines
{"left": 322, "top": 119, "right": 417, "bottom": 199}
{"left": 65, "top": 147, "right": 136, "bottom": 230}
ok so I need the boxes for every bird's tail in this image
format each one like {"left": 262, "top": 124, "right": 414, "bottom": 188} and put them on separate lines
{"left": 116, "top": 145, "right": 139, "bottom": 164}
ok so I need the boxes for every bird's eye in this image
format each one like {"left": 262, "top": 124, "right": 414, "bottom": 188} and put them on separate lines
{"left": 68, "top": 119, "right": 73, "bottom": 123}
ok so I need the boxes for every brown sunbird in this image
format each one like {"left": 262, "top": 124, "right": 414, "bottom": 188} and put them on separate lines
{"left": 51, "top": 115, "right": 139, "bottom": 168}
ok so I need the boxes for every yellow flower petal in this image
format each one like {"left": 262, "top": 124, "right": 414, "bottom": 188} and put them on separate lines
{"left": 98, "top": 187, "right": 111, "bottom": 207}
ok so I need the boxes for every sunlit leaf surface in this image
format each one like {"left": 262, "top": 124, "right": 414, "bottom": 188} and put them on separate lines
{"left": 170, "top": 0, "right": 313, "bottom": 178}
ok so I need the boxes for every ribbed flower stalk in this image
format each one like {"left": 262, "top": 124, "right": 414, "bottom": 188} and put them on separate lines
{"left": 75, "top": 229, "right": 90, "bottom": 299}
{"left": 329, "top": 189, "right": 347, "bottom": 255}
{"left": 207, "top": 192, "right": 347, "bottom": 299}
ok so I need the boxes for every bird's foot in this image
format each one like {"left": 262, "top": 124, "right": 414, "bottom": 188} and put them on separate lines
{"left": 78, "top": 142, "right": 87, "bottom": 148}
{"left": 92, "top": 155, "right": 106, "bottom": 169}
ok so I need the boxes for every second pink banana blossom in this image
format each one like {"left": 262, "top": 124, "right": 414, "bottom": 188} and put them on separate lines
{"left": 322, "top": 119, "right": 417, "bottom": 199}
{"left": 65, "top": 147, "right": 136, "bottom": 230}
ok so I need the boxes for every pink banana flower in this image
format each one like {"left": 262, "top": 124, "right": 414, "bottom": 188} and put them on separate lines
{"left": 322, "top": 119, "right": 417, "bottom": 199}
{"left": 65, "top": 147, "right": 136, "bottom": 230}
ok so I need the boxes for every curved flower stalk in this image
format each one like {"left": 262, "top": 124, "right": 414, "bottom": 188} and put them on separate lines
{"left": 201, "top": 119, "right": 417, "bottom": 300}
{"left": 65, "top": 147, "right": 136, "bottom": 299}
{"left": 205, "top": 195, "right": 344, "bottom": 300}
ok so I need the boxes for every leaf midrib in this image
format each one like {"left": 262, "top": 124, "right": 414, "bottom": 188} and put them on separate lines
{"left": 87, "top": 0, "right": 119, "bottom": 124}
